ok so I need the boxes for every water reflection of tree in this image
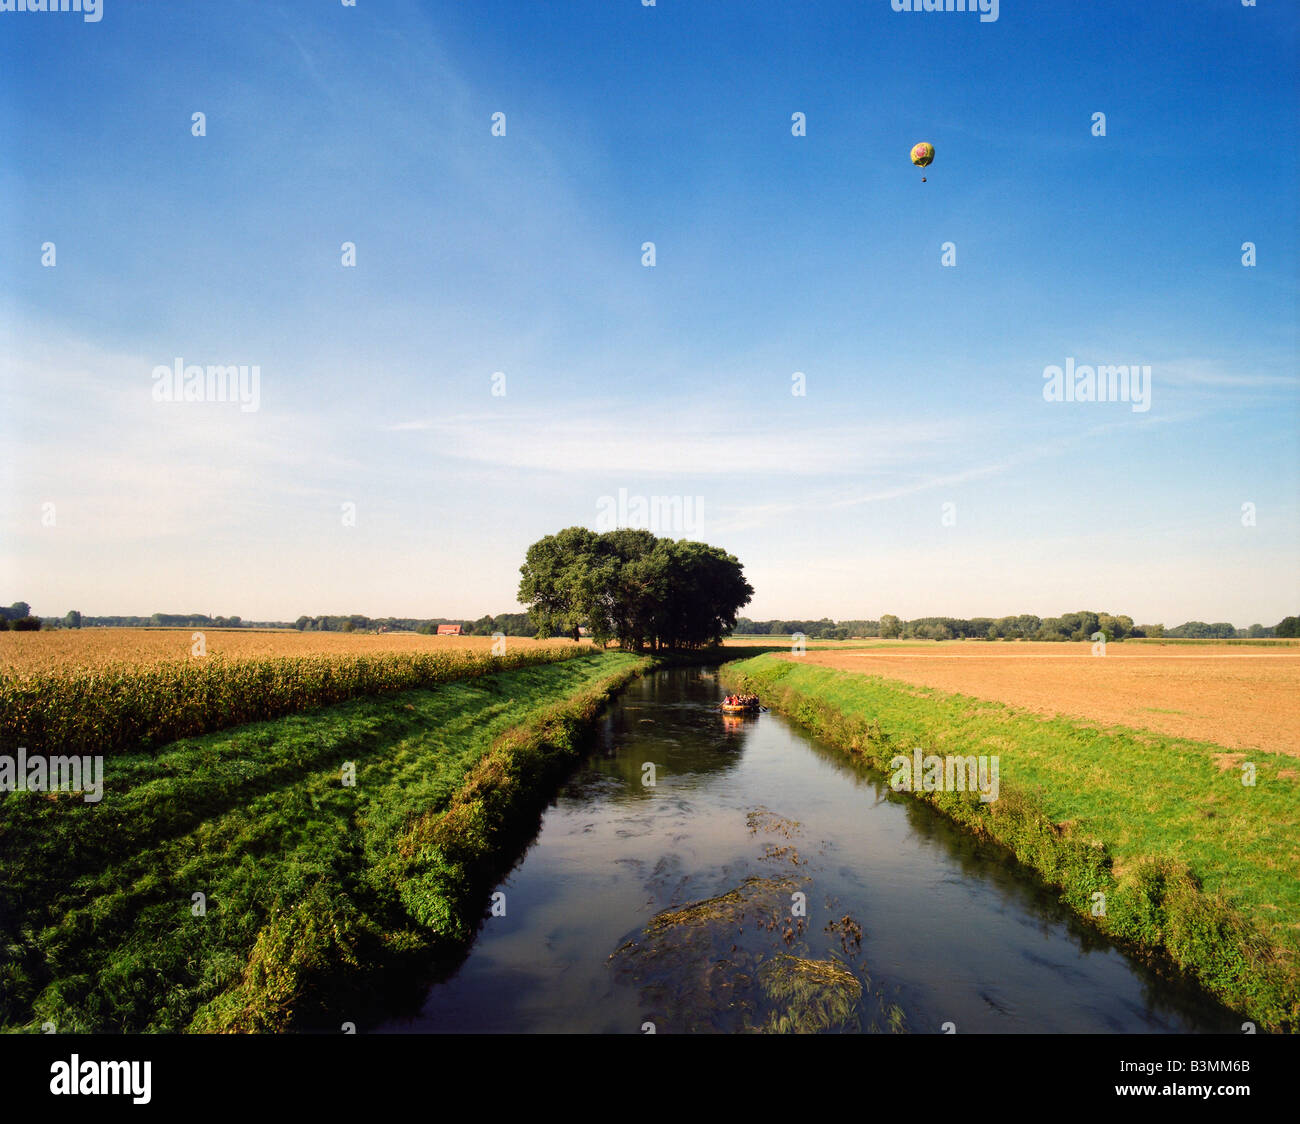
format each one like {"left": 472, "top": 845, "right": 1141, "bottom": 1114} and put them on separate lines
{"left": 583, "top": 673, "right": 754, "bottom": 797}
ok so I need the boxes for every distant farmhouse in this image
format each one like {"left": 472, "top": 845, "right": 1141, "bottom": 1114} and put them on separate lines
{"left": 436, "top": 624, "right": 463, "bottom": 636}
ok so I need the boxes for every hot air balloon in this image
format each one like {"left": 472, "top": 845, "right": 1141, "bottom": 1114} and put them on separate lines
{"left": 911, "top": 141, "right": 934, "bottom": 182}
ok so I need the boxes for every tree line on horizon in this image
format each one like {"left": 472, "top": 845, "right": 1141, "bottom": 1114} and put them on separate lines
{"left": 6, "top": 598, "right": 1297, "bottom": 642}
{"left": 734, "top": 612, "right": 1300, "bottom": 641}
{"left": 0, "top": 605, "right": 541, "bottom": 637}
{"left": 291, "top": 612, "right": 537, "bottom": 636}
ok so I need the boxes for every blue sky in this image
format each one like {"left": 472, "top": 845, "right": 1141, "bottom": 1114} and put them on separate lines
{"left": 1, "top": 0, "right": 1296, "bottom": 624}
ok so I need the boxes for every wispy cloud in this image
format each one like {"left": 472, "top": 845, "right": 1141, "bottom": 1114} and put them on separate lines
{"left": 1156, "top": 358, "right": 1298, "bottom": 390}
{"left": 384, "top": 408, "right": 973, "bottom": 477}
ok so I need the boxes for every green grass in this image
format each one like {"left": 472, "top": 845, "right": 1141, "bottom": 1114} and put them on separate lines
{"left": 0, "top": 651, "right": 644, "bottom": 1032}
{"left": 721, "top": 655, "right": 1300, "bottom": 1031}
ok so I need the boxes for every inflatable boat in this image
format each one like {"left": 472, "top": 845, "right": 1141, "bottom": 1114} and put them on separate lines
{"left": 719, "top": 700, "right": 761, "bottom": 715}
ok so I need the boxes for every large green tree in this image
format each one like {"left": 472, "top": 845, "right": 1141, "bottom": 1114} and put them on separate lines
{"left": 518, "top": 527, "right": 752, "bottom": 651}
{"left": 517, "top": 527, "right": 605, "bottom": 641}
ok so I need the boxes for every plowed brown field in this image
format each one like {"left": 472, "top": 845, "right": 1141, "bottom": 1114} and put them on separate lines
{"left": 783, "top": 642, "right": 1300, "bottom": 756}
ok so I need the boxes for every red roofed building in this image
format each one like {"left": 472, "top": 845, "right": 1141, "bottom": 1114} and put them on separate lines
{"left": 436, "top": 624, "right": 462, "bottom": 636}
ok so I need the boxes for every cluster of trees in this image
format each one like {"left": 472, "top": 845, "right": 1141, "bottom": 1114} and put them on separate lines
{"left": 735, "top": 611, "right": 1299, "bottom": 642}
{"left": 880, "top": 612, "right": 1143, "bottom": 642}
{"left": 1158, "top": 620, "right": 1286, "bottom": 639}
{"left": 148, "top": 612, "right": 243, "bottom": 628}
{"left": 451, "top": 613, "right": 535, "bottom": 636}
{"left": 518, "top": 528, "right": 753, "bottom": 650}
{"left": 0, "top": 602, "right": 41, "bottom": 631}
{"left": 1158, "top": 621, "right": 1232, "bottom": 639}
{"left": 296, "top": 615, "right": 423, "bottom": 633}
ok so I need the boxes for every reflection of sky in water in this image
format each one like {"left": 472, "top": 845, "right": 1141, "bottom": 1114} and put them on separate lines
{"left": 374, "top": 668, "right": 1237, "bottom": 1034}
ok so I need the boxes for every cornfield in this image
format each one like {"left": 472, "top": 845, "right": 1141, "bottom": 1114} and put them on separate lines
{"left": 0, "top": 638, "right": 589, "bottom": 758}
{"left": 0, "top": 628, "right": 581, "bottom": 675}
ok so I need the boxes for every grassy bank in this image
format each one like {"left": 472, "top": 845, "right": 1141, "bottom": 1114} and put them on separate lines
{"left": 0, "top": 650, "right": 645, "bottom": 1032}
{"left": 0, "top": 644, "right": 587, "bottom": 757}
{"left": 722, "top": 655, "right": 1300, "bottom": 1031}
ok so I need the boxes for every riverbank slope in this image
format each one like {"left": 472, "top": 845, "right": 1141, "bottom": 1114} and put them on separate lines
{"left": 0, "top": 650, "right": 646, "bottom": 1032}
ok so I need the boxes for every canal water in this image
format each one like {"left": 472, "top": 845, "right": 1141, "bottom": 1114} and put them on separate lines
{"left": 376, "top": 667, "right": 1236, "bottom": 1033}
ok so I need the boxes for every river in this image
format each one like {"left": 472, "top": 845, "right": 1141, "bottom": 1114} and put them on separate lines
{"left": 375, "top": 666, "right": 1237, "bottom": 1033}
